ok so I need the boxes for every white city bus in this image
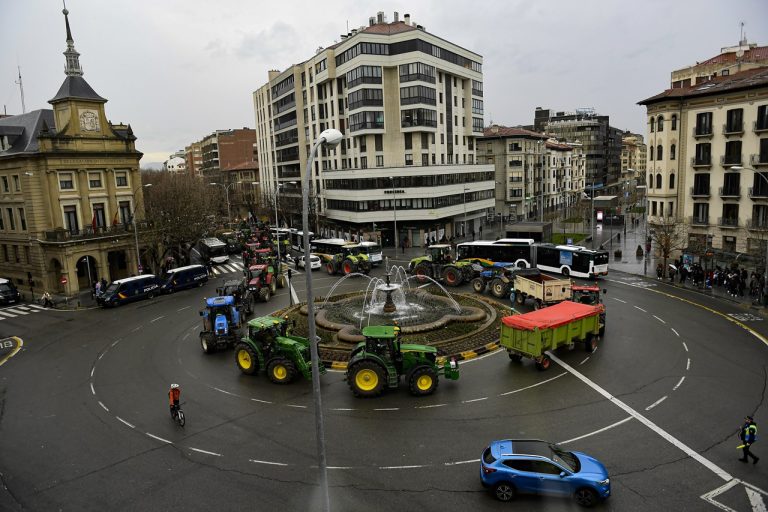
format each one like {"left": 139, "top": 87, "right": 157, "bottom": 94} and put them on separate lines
{"left": 533, "top": 244, "right": 609, "bottom": 278}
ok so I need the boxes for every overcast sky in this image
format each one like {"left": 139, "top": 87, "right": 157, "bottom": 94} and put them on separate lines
{"left": 2, "top": 0, "right": 767, "bottom": 166}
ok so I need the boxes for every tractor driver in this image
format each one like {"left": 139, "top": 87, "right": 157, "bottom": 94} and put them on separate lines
{"left": 168, "top": 383, "right": 181, "bottom": 418}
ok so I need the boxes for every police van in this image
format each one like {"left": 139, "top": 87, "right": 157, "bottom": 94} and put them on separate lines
{"left": 98, "top": 275, "right": 160, "bottom": 307}
{"left": 160, "top": 265, "right": 208, "bottom": 293}
{"left": 0, "top": 278, "right": 21, "bottom": 305}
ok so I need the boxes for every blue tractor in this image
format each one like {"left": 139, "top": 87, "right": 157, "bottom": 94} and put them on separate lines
{"left": 199, "top": 295, "right": 243, "bottom": 354}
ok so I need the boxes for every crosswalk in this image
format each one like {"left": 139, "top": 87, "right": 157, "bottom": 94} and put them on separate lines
{"left": 211, "top": 261, "right": 244, "bottom": 276}
{"left": 0, "top": 303, "right": 48, "bottom": 320}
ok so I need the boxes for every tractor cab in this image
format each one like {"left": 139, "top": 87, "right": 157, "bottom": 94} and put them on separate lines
{"left": 341, "top": 245, "right": 362, "bottom": 258}
{"left": 200, "top": 295, "right": 241, "bottom": 336}
{"left": 363, "top": 325, "right": 402, "bottom": 363}
{"left": 427, "top": 244, "right": 453, "bottom": 264}
{"left": 247, "top": 315, "right": 289, "bottom": 344}
{"left": 246, "top": 264, "right": 267, "bottom": 287}
{"left": 571, "top": 285, "right": 606, "bottom": 306}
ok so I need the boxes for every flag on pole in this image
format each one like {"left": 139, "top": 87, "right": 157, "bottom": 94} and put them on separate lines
{"left": 91, "top": 211, "right": 97, "bottom": 231}
{"left": 112, "top": 211, "right": 119, "bottom": 226}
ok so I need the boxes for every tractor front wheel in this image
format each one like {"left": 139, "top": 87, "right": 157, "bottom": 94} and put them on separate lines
{"left": 259, "top": 287, "right": 271, "bottom": 302}
{"left": 348, "top": 360, "right": 386, "bottom": 398}
{"left": 490, "top": 278, "right": 509, "bottom": 298}
{"left": 413, "top": 264, "right": 431, "bottom": 282}
{"left": 342, "top": 259, "right": 355, "bottom": 275}
{"left": 269, "top": 279, "right": 277, "bottom": 294}
{"left": 235, "top": 343, "right": 259, "bottom": 375}
{"left": 326, "top": 262, "right": 335, "bottom": 275}
{"left": 442, "top": 267, "right": 462, "bottom": 287}
{"left": 408, "top": 366, "right": 439, "bottom": 396}
{"left": 200, "top": 333, "right": 215, "bottom": 354}
{"left": 471, "top": 277, "right": 486, "bottom": 294}
{"left": 277, "top": 274, "right": 287, "bottom": 289}
{"left": 267, "top": 357, "right": 297, "bottom": 384}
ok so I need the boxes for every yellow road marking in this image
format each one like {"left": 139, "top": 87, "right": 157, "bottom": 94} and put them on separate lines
{"left": 0, "top": 336, "right": 23, "bottom": 366}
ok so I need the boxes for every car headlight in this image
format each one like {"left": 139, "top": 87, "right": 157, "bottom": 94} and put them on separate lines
{"left": 598, "top": 478, "right": 610, "bottom": 486}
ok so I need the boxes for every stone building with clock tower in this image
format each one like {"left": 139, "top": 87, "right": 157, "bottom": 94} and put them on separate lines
{"left": 0, "top": 7, "right": 144, "bottom": 298}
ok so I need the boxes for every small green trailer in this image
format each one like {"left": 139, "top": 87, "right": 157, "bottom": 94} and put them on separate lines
{"left": 500, "top": 301, "right": 602, "bottom": 371}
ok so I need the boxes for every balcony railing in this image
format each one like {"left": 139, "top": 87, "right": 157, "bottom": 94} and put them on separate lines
{"left": 751, "top": 153, "right": 768, "bottom": 166}
{"left": 693, "top": 126, "right": 713, "bottom": 138}
{"left": 722, "top": 122, "right": 744, "bottom": 135}
{"left": 690, "top": 186, "right": 710, "bottom": 198}
{"left": 721, "top": 155, "right": 742, "bottom": 167}
{"left": 691, "top": 156, "right": 712, "bottom": 168}
{"left": 718, "top": 186, "right": 741, "bottom": 198}
{"left": 749, "top": 218, "right": 768, "bottom": 230}
{"left": 689, "top": 215, "right": 709, "bottom": 226}
{"left": 42, "top": 222, "right": 146, "bottom": 242}
{"left": 749, "top": 187, "right": 768, "bottom": 199}
{"left": 717, "top": 217, "right": 740, "bottom": 228}
{"left": 755, "top": 121, "right": 768, "bottom": 133}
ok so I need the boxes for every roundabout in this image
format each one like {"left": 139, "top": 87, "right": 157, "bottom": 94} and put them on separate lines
{"left": 0, "top": 267, "right": 766, "bottom": 511}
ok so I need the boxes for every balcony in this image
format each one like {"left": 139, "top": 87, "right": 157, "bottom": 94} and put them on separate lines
{"left": 717, "top": 217, "right": 740, "bottom": 228}
{"left": 749, "top": 218, "right": 768, "bottom": 230}
{"left": 691, "top": 156, "right": 712, "bottom": 168}
{"left": 749, "top": 187, "right": 768, "bottom": 200}
{"left": 721, "top": 155, "right": 742, "bottom": 167}
{"left": 689, "top": 215, "right": 709, "bottom": 226}
{"left": 42, "top": 223, "right": 143, "bottom": 243}
{"left": 751, "top": 154, "right": 768, "bottom": 167}
{"left": 690, "top": 186, "right": 710, "bottom": 198}
{"left": 693, "top": 126, "right": 713, "bottom": 138}
{"left": 718, "top": 186, "right": 741, "bottom": 199}
{"left": 755, "top": 121, "right": 768, "bottom": 134}
{"left": 722, "top": 122, "right": 744, "bottom": 136}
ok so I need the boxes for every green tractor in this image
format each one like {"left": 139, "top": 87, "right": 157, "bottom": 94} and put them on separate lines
{"left": 324, "top": 244, "right": 371, "bottom": 276}
{"left": 234, "top": 316, "right": 326, "bottom": 384}
{"left": 407, "top": 244, "right": 474, "bottom": 287}
{"left": 346, "top": 325, "right": 459, "bottom": 397}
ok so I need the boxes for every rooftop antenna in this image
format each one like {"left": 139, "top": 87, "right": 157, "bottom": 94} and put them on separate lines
{"left": 739, "top": 21, "right": 745, "bottom": 45}
{"left": 15, "top": 66, "right": 26, "bottom": 114}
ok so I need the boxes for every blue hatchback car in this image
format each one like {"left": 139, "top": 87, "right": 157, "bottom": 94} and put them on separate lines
{"left": 480, "top": 439, "right": 610, "bottom": 507}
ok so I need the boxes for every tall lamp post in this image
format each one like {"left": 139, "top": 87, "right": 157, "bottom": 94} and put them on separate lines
{"left": 303, "top": 128, "right": 342, "bottom": 512}
{"left": 132, "top": 183, "right": 153, "bottom": 274}
{"left": 462, "top": 187, "right": 470, "bottom": 239}
{"left": 389, "top": 176, "right": 398, "bottom": 252}
{"left": 209, "top": 181, "right": 240, "bottom": 228}
{"left": 732, "top": 165, "right": 768, "bottom": 303}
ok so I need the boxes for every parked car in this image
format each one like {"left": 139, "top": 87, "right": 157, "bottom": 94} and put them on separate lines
{"left": 296, "top": 254, "right": 322, "bottom": 270}
{"left": 0, "top": 278, "right": 21, "bottom": 305}
{"left": 480, "top": 439, "right": 610, "bottom": 507}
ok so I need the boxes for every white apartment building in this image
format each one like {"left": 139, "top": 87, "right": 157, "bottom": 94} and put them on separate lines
{"left": 252, "top": 11, "right": 494, "bottom": 246}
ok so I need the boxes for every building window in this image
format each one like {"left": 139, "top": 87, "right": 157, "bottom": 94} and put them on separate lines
{"left": 115, "top": 171, "right": 129, "bottom": 187}
{"left": 17, "top": 208, "right": 26, "bottom": 231}
{"left": 12, "top": 175, "right": 20, "bottom": 192}
{"left": 670, "top": 144, "right": 676, "bottom": 160}
{"left": 669, "top": 173, "right": 675, "bottom": 189}
{"left": 404, "top": 133, "right": 412, "bottom": 150}
{"left": 695, "top": 143, "right": 711, "bottom": 165}
{"left": 421, "top": 153, "right": 429, "bottom": 166}
{"left": 724, "top": 140, "right": 742, "bottom": 165}
{"left": 671, "top": 114, "right": 677, "bottom": 130}
{"left": 24, "top": 245, "right": 30, "bottom": 264}
{"left": 0, "top": 211, "right": 3, "bottom": 230}
{"left": 376, "top": 155, "right": 384, "bottom": 167}
{"left": 360, "top": 156, "right": 367, "bottom": 169}
{"left": 89, "top": 172, "right": 103, "bottom": 189}
{"left": 1, "top": 176, "right": 8, "bottom": 193}
{"left": 119, "top": 201, "right": 131, "bottom": 224}
{"left": 758, "top": 105, "right": 768, "bottom": 131}
{"left": 726, "top": 108, "right": 744, "bottom": 133}
{"left": 405, "top": 153, "right": 413, "bottom": 166}
{"left": 657, "top": 144, "right": 663, "bottom": 160}
{"left": 657, "top": 115, "right": 664, "bottom": 132}
{"left": 656, "top": 173, "right": 662, "bottom": 189}
{"left": 64, "top": 205, "right": 79, "bottom": 233}
{"left": 650, "top": 118, "right": 655, "bottom": 132}
{"left": 93, "top": 203, "right": 106, "bottom": 228}
{"left": 375, "top": 134, "right": 383, "bottom": 152}
{"left": 6, "top": 208, "right": 14, "bottom": 230}
{"left": 651, "top": 201, "right": 657, "bottom": 215}
{"left": 59, "top": 172, "right": 75, "bottom": 190}
{"left": 695, "top": 112, "right": 713, "bottom": 135}
{"left": 649, "top": 146, "right": 654, "bottom": 161}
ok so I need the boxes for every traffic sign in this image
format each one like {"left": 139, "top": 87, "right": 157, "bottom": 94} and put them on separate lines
{"left": 59, "top": 276, "right": 68, "bottom": 285}
{"left": 138, "top": 264, "right": 143, "bottom": 273}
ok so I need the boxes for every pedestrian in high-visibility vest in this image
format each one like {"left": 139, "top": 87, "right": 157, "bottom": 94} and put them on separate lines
{"left": 738, "top": 416, "right": 759, "bottom": 464}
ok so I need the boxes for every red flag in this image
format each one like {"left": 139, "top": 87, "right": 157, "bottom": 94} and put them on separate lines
{"left": 112, "top": 211, "right": 119, "bottom": 226}
{"left": 91, "top": 211, "right": 97, "bottom": 231}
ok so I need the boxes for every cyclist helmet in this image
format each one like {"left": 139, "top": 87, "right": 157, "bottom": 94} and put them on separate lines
{"left": 170, "top": 383, "right": 179, "bottom": 389}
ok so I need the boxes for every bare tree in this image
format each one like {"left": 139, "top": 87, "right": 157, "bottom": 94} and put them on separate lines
{"left": 650, "top": 216, "right": 689, "bottom": 276}
{"left": 140, "top": 172, "right": 217, "bottom": 273}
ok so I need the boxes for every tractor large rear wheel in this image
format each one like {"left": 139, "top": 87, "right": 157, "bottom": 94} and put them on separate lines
{"left": 342, "top": 259, "right": 355, "bottom": 275}
{"left": 235, "top": 343, "right": 259, "bottom": 375}
{"left": 277, "top": 274, "right": 287, "bottom": 289}
{"left": 267, "top": 356, "right": 297, "bottom": 384}
{"left": 269, "top": 279, "right": 277, "bottom": 294}
{"left": 471, "top": 277, "right": 486, "bottom": 294}
{"left": 442, "top": 266, "right": 462, "bottom": 287}
{"left": 413, "top": 264, "right": 431, "bottom": 282}
{"left": 490, "top": 278, "right": 510, "bottom": 298}
{"left": 326, "top": 262, "right": 335, "bottom": 275}
{"left": 408, "top": 366, "right": 439, "bottom": 396}
{"left": 348, "top": 360, "right": 386, "bottom": 398}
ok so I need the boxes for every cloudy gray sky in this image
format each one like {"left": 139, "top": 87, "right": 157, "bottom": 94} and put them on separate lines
{"left": 2, "top": 0, "right": 766, "bottom": 166}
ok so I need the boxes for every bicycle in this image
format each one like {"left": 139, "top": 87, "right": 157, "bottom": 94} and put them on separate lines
{"left": 170, "top": 403, "right": 185, "bottom": 427}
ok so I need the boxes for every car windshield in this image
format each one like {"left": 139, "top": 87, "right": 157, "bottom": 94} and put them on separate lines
{"left": 550, "top": 446, "right": 580, "bottom": 473}
{"left": 104, "top": 283, "right": 119, "bottom": 294}
{"left": 0, "top": 284, "right": 12, "bottom": 293}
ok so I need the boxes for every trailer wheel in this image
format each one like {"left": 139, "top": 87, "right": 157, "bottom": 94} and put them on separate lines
{"left": 533, "top": 299, "right": 542, "bottom": 310}
{"left": 235, "top": 343, "right": 259, "bottom": 375}
{"left": 515, "top": 292, "right": 525, "bottom": 305}
{"left": 471, "top": 277, "right": 486, "bottom": 293}
{"left": 200, "top": 333, "right": 215, "bottom": 354}
{"left": 267, "top": 356, "right": 297, "bottom": 384}
{"left": 408, "top": 366, "right": 439, "bottom": 396}
{"left": 585, "top": 334, "right": 598, "bottom": 353}
{"left": 347, "top": 360, "right": 386, "bottom": 398}
{"left": 536, "top": 354, "right": 551, "bottom": 371}
{"left": 508, "top": 352, "right": 523, "bottom": 363}
{"left": 490, "top": 278, "right": 509, "bottom": 298}
{"left": 442, "top": 267, "right": 462, "bottom": 287}
{"left": 599, "top": 324, "right": 605, "bottom": 337}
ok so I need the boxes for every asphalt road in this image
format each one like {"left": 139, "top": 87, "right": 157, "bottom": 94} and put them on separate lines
{"left": 0, "top": 259, "right": 766, "bottom": 511}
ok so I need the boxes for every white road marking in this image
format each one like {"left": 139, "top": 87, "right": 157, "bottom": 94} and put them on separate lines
{"left": 548, "top": 352, "right": 732, "bottom": 482}
{"left": 672, "top": 328, "right": 680, "bottom": 337}
{"left": 327, "top": 466, "right": 353, "bottom": 470}
{"left": 634, "top": 306, "right": 647, "bottom": 312}
{"left": 286, "top": 404, "right": 307, "bottom": 409}
{"left": 290, "top": 282, "right": 299, "bottom": 305}
{"left": 177, "top": 306, "right": 191, "bottom": 312}
{"left": 747, "top": 487, "right": 768, "bottom": 512}
{"left": 461, "top": 397, "right": 488, "bottom": 404}
{"left": 379, "top": 465, "right": 425, "bottom": 470}
{"left": 189, "top": 325, "right": 198, "bottom": 331}
{"left": 499, "top": 372, "right": 567, "bottom": 396}
{"left": 686, "top": 358, "right": 691, "bottom": 370}
{"left": 111, "top": 339, "right": 120, "bottom": 347}
{"left": 213, "top": 387, "right": 237, "bottom": 396}
{"left": 90, "top": 367, "right": 94, "bottom": 378}
{"left": 150, "top": 316, "right": 164, "bottom": 323}
{"left": 416, "top": 404, "right": 446, "bottom": 409}
{"left": 15, "top": 306, "right": 33, "bottom": 311}
{"left": 132, "top": 326, "right": 142, "bottom": 332}
{"left": 579, "top": 357, "right": 590, "bottom": 365}
{"left": 611, "top": 297, "right": 627, "bottom": 303}
{"left": 653, "top": 315, "right": 666, "bottom": 324}
{"left": 98, "top": 352, "right": 104, "bottom": 360}
{"left": 700, "top": 479, "right": 741, "bottom": 511}
{"left": 559, "top": 416, "right": 634, "bottom": 445}
{"left": 249, "top": 459, "right": 288, "bottom": 466}
{"left": 0, "top": 310, "right": 17, "bottom": 318}
{"left": 645, "top": 396, "right": 667, "bottom": 411}
{"left": 702, "top": 479, "right": 768, "bottom": 512}
{"left": 90, "top": 383, "right": 95, "bottom": 395}
{"left": 27, "top": 304, "right": 46, "bottom": 310}
{"left": 374, "top": 408, "right": 399, "bottom": 411}
{"left": 682, "top": 342, "right": 689, "bottom": 352}
{"left": 146, "top": 433, "right": 172, "bottom": 444}
{"left": 330, "top": 408, "right": 357, "bottom": 411}
{"left": 251, "top": 398, "right": 273, "bottom": 404}
{"left": 116, "top": 417, "right": 134, "bottom": 428}
{"left": 189, "top": 447, "right": 222, "bottom": 457}
{"left": 182, "top": 333, "right": 190, "bottom": 341}
{"left": 673, "top": 376, "right": 686, "bottom": 391}
{"left": 444, "top": 459, "right": 480, "bottom": 466}
{"left": 98, "top": 401, "right": 109, "bottom": 412}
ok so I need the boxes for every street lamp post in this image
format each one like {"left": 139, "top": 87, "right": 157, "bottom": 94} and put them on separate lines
{"left": 463, "top": 187, "right": 470, "bottom": 239}
{"left": 732, "top": 165, "right": 768, "bottom": 303}
{"left": 389, "top": 176, "right": 398, "bottom": 252}
{"left": 132, "top": 183, "right": 153, "bottom": 274}
{"left": 209, "top": 181, "right": 240, "bottom": 229}
{"left": 303, "top": 128, "right": 342, "bottom": 512}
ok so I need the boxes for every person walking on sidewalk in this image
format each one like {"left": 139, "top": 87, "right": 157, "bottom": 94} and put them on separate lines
{"left": 739, "top": 416, "right": 759, "bottom": 464}
{"left": 656, "top": 263, "right": 663, "bottom": 280}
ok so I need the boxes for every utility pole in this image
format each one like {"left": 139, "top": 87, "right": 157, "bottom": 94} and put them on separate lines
{"left": 15, "top": 66, "right": 26, "bottom": 114}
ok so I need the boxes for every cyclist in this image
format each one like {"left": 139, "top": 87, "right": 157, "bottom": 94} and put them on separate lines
{"left": 168, "top": 383, "right": 181, "bottom": 419}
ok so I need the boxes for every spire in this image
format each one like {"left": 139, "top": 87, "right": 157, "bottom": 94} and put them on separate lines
{"left": 62, "top": 1, "right": 83, "bottom": 77}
